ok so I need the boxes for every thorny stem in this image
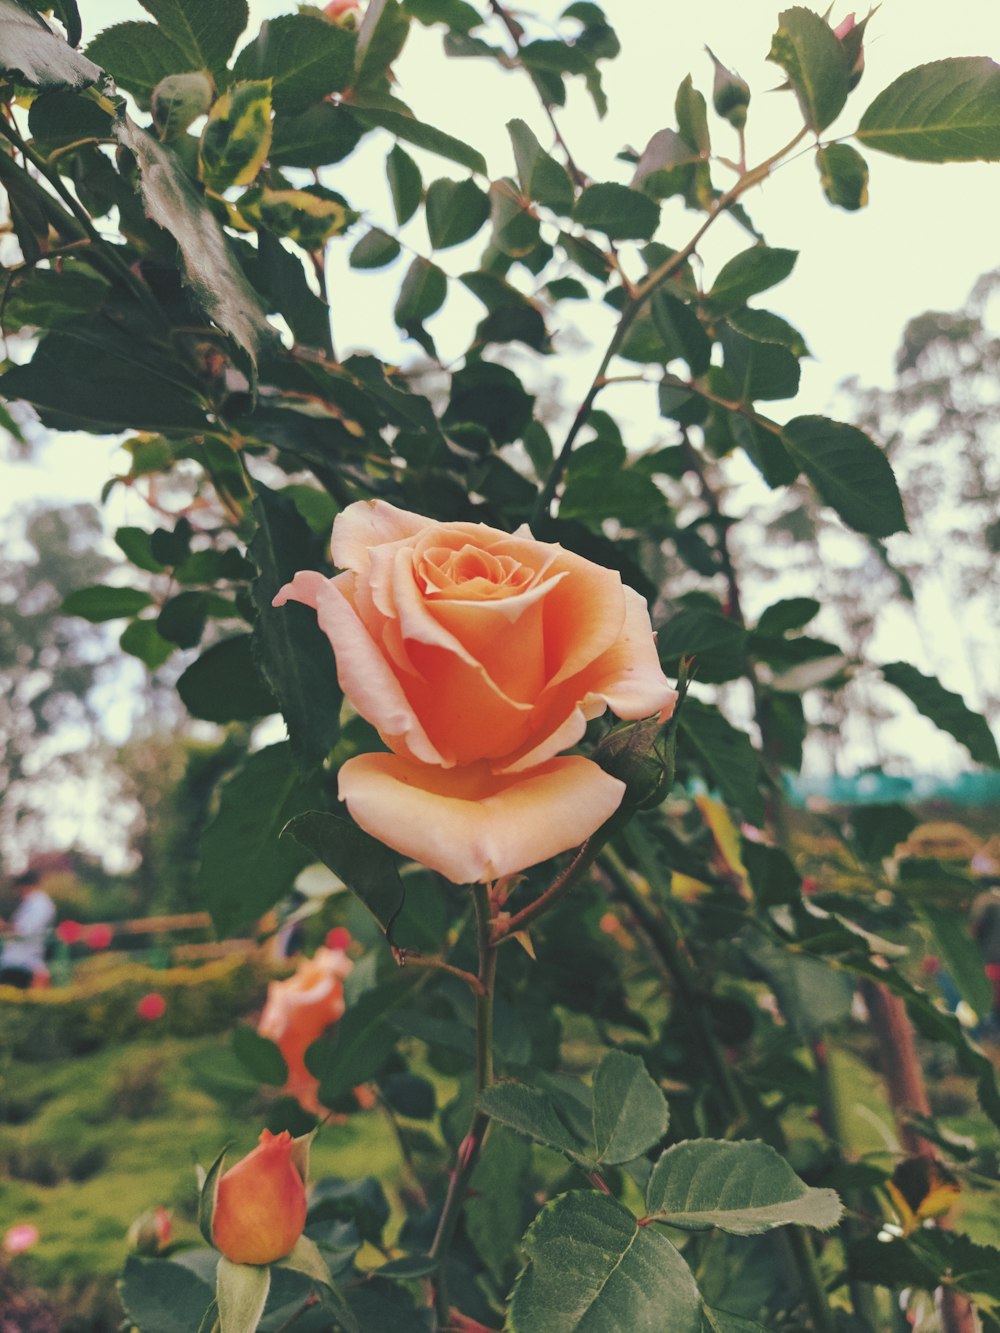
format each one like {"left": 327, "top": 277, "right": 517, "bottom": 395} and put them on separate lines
{"left": 533, "top": 126, "right": 810, "bottom": 522}
{"left": 429, "top": 884, "right": 497, "bottom": 1328}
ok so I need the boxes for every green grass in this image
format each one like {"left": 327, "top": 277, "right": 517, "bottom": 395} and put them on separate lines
{"left": 0, "top": 1032, "right": 403, "bottom": 1294}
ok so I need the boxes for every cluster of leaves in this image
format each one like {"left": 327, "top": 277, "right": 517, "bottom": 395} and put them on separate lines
{"left": 2, "top": 0, "right": 1000, "bottom": 1329}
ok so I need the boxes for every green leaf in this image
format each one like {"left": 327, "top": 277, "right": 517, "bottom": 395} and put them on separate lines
{"left": 507, "top": 118, "right": 575, "bottom": 213}
{"left": 63, "top": 585, "right": 153, "bottom": 621}
{"left": 719, "top": 324, "right": 800, "bottom": 402}
{"left": 706, "top": 246, "right": 797, "bottom": 313}
{"left": 310, "top": 979, "right": 412, "bottom": 1101}
{"left": 279, "top": 1236, "right": 360, "bottom": 1331}
{"left": 238, "top": 185, "right": 356, "bottom": 250}
{"left": 592, "top": 1051, "right": 670, "bottom": 1165}
{"left": 650, "top": 291, "right": 712, "bottom": 376}
{"left": 233, "top": 13, "right": 356, "bottom": 112}
{"left": 216, "top": 1256, "right": 269, "bottom": 1333}
{"left": 138, "top": 0, "right": 248, "bottom": 73}
{"left": 726, "top": 307, "right": 810, "bottom": 358}
{"left": 425, "top": 176, "right": 490, "bottom": 248}
{"left": 740, "top": 840, "right": 800, "bottom": 908}
{"left": 921, "top": 905, "right": 995, "bottom": 1018}
{"left": 394, "top": 256, "right": 447, "bottom": 329}
{"left": 151, "top": 72, "right": 215, "bottom": 140}
{"left": 848, "top": 804, "right": 917, "bottom": 863}
{"left": 250, "top": 484, "right": 342, "bottom": 769}
{"left": 352, "top": 98, "right": 486, "bottom": 173}
{"left": 27, "top": 87, "right": 113, "bottom": 150}
{"left": 489, "top": 179, "right": 541, "bottom": 257}
{"left": 508, "top": 1192, "right": 703, "bottom": 1333}
{"left": 857, "top": 57, "right": 1000, "bottom": 163}
{"left": 816, "top": 143, "right": 868, "bottom": 210}
{"left": 350, "top": 227, "right": 402, "bottom": 269}
{"left": 880, "top": 662, "right": 999, "bottom": 766}
{"left": 573, "top": 182, "right": 660, "bottom": 240}
{"left": 232, "top": 1026, "right": 289, "bottom": 1086}
{"left": 657, "top": 609, "right": 747, "bottom": 685}
{"left": 443, "top": 361, "right": 534, "bottom": 444}
{"left": 386, "top": 143, "right": 422, "bottom": 224}
{"left": 177, "top": 635, "right": 277, "bottom": 723}
{"left": 114, "top": 116, "right": 273, "bottom": 373}
{"left": 631, "top": 128, "right": 701, "bottom": 201}
{"left": 404, "top": 0, "right": 483, "bottom": 32}
{"left": 467, "top": 1127, "right": 532, "bottom": 1284}
{"left": 0, "top": 0, "right": 101, "bottom": 89}
{"left": 477, "top": 1081, "right": 588, "bottom": 1160}
{"left": 676, "top": 74, "right": 710, "bottom": 156}
{"left": 756, "top": 597, "right": 820, "bottom": 636}
{"left": 3, "top": 267, "right": 108, "bottom": 332}
{"left": 767, "top": 6, "right": 851, "bottom": 132}
{"left": 120, "top": 619, "right": 175, "bottom": 670}
{"left": 354, "top": 0, "right": 410, "bottom": 89}
{"left": 84, "top": 22, "right": 181, "bottom": 107}
{"left": 118, "top": 1255, "right": 214, "bottom": 1333}
{"left": 199, "top": 80, "right": 273, "bottom": 193}
{"left": 678, "top": 699, "right": 765, "bottom": 825}
{"left": 281, "top": 810, "right": 406, "bottom": 935}
{"left": 270, "top": 102, "right": 363, "bottom": 168}
{"left": 646, "top": 1139, "right": 843, "bottom": 1234}
{"left": 255, "top": 229, "right": 332, "bottom": 349}
{"left": 158, "top": 591, "right": 214, "bottom": 649}
{"left": 781, "top": 416, "right": 906, "bottom": 538}
{"left": 197, "top": 743, "right": 324, "bottom": 935}
{"left": 704, "top": 1309, "right": 771, "bottom": 1333}
{"left": 0, "top": 324, "right": 208, "bottom": 434}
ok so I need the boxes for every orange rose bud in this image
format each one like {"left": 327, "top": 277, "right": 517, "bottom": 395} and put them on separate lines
{"left": 211, "top": 1130, "right": 307, "bottom": 1265}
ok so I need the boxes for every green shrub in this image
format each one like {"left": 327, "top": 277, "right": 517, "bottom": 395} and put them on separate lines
{"left": 0, "top": 956, "right": 262, "bottom": 1060}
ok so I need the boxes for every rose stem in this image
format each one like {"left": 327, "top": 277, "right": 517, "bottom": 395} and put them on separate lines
{"left": 428, "top": 883, "right": 497, "bottom": 1327}
{"left": 599, "top": 845, "right": 838, "bottom": 1333}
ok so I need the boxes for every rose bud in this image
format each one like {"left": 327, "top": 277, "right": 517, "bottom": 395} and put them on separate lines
{"left": 211, "top": 1130, "right": 307, "bottom": 1265}
{"left": 832, "top": 13, "right": 866, "bottom": 89}
{"left": 136, "top": 991, "right": 167, "bottom": 1021}
{"left": 706, "top": 46, "right": 751, "bottom": 130}
{"left": 323, "top": 0, "right": 360, "bottom": 20}
{"left": 127, "top": 1206, "right": 172, "bottom": 1254}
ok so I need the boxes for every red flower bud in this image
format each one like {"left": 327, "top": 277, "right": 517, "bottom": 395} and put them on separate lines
{"left": 325, "top": 926, "right": 351, "bottom": 952}
{"left": 832, "top": 12, "right": 865, "bottom": 88}
{"left": 84, "top": 923, "right": 113, "bottom": 950}
{"left": 137, "top": 992, "right": 166, "bottom": 1021}
{"left": 55, "top": 919, "right": 83, "bottom": 945}
{"left": 211, "top": 1130, "right": 308, "bottom": 1265}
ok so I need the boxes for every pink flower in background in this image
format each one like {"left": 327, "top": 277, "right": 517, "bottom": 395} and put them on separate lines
{"left": 137, "top": 992, "right": 166, "bottom": 1021}
{"left": 3, "top": 1224, "right": 39, "bottom": 1254}
{"left": 323, "top": 0, "right": 360, "bottom": 18}
{"left": 55, "top": 920, "right": 83, "bottom": 945}
{"left": 324, "top": 926, "right": 352, "bottom": 952}
{"left": 84, "top": 923, "right": 113, "bottom": 950}
{"left": 258, "top": 946, "right": 352, "bottom": 1114}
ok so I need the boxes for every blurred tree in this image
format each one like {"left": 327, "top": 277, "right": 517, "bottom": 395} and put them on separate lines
{"left": 0, "top": 503, "right": 115, "bottom": 863}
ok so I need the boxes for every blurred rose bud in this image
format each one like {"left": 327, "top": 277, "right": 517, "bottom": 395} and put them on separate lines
{"left": 323, "top": 0, "right": 360, "bottom": 20}
{"left": 832, "top": 13, "right": 865, "bottom": 88}
{"left": 55, "top": 919, "right": 83, "bottom": 946}
{"left": 325, "top": 926, "right": 352, "bottom": 952}
{"left": 258, "top": 947, "right": 352, "bottom": 1114}
{"left": 706, "top": 46, "right": 751, "bottom": 130}
{"left": 137, "top": 992, "right": 167, "bottom": 1021}
{"left": 3, "top": 1224, "right": 39, "bottom": 1255}
{"left": 84, "top": 923, "right": 113, "bottom": 950}
{"left": 211, "top": 1130, "right": 307, "bottom": 1265}
{"left": 127, "top": 1206, "right": 172, "bottom": 1254}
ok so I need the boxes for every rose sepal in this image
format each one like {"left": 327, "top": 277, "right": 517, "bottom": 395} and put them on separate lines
{"left": 287, "top": 1129, "right": 314, "bottom": 1185}
{"left": 197, "top": 1142, "right": 231, "bottom": 1247}
{"left": 215, "top": 1256, "right": 271, "bottom": 1333}
{"left": 276, "top": 1235, "right": 360, "bottom": 1333}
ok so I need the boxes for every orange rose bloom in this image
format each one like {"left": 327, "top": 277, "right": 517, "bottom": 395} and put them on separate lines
{"left": 211, "top": 1130, "right": 307, "bottom": 1265}
{"left": 275, "top": 500, "right": 676, "bottom": 883}
{"left": 257, "top": 947, "right": 352, "bottom": 1114}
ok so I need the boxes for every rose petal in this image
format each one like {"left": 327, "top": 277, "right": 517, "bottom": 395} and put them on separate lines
{"left": 331, "top": 500, "right": 435, "bottom": 574}
{"left": 272, "top": 569, "right": 328, "bottom": 611}
{"left": 538, "top": 547, "right": 627, "bottom": 689}
{"left": 338, "top": 753, "right": 625, "bottom": 883}
{"left": 499, "top": 587, "right": 677, "bottom": 772}
{"left": 283, "top": 572, "right": 446, "bottom": 766}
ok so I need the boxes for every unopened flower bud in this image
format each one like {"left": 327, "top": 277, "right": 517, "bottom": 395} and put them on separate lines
{"left": 211, "top": 1130, "right": 307, "bottom": 1266}
{"left": 706, "top": 47, "right": 751, "bottom": 131}
{"left": 832, "top": 13, "right": 865, "bottom": 89}
{"left": 128, "top": 1206, "right": 172, "bottom": 1254}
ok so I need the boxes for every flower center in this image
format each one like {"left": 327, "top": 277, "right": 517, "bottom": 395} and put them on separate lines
{"left": 419, "top": 544, "right": 535, "bottom": 600}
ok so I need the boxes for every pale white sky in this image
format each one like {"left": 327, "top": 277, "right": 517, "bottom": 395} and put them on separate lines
{"left": 2, "top": 0, "right": 998, "bottom": 787}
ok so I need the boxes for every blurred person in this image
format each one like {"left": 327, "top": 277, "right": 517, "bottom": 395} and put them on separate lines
{"left": 0, "top": 869, "right": 55, "bottom": 988}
